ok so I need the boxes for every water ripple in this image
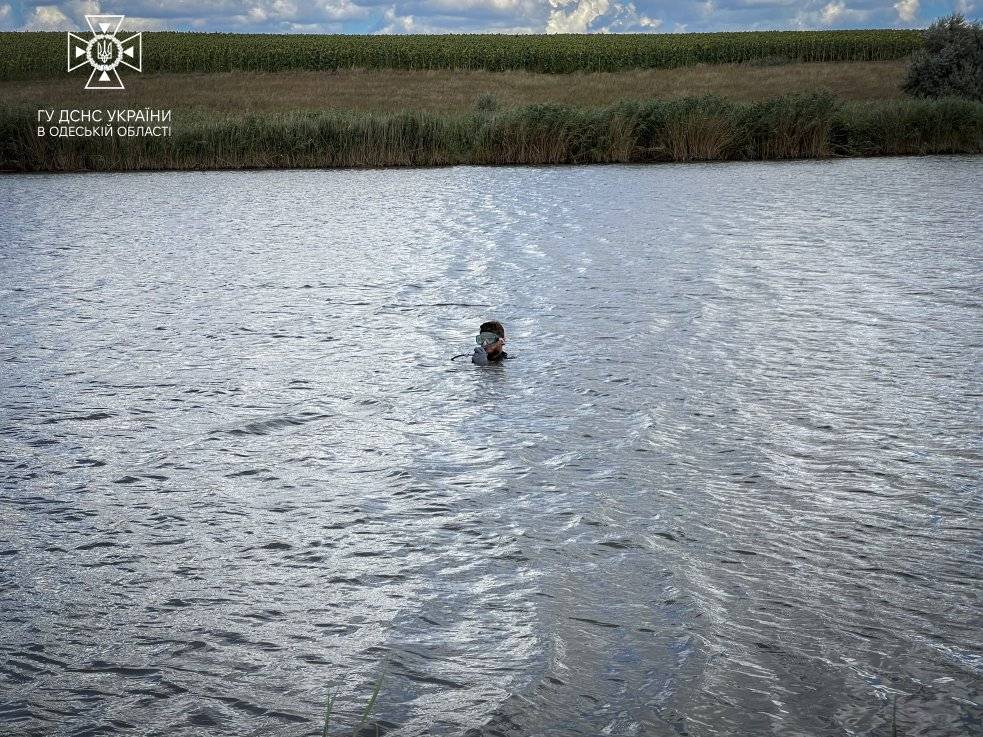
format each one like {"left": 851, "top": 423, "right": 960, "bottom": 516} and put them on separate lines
{"left": 1, "top": 158, "right": 981, "bottom": 736}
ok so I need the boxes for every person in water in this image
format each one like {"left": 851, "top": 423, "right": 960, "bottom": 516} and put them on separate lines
{"left": 476, "top": 320, "right": 508, "bottom": 362}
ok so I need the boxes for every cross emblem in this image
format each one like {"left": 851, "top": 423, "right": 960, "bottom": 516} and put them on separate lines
{"left": 67, "top": 15, "right": 142, "bottom": 90}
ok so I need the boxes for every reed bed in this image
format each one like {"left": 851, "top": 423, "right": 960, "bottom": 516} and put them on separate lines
{"left": 2, "top": 93, "right": 979, "bottom": 172}
{"left": 1, "top": 30, "right": 923, "bottom": 81}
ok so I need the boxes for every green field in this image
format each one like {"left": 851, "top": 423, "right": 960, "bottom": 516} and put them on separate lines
{"left": 1, "top": 29, "right": 923, "bottom": 79}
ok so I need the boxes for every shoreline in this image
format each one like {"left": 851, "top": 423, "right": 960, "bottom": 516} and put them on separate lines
{"left": 1, "top": 150, "right": 979, "bottom": 176}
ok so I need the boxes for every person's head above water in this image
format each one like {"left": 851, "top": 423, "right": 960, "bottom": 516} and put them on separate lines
{"left": 477, "top": 320, "right": 507, "bottom": 361}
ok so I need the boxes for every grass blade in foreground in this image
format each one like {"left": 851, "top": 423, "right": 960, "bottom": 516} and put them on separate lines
{"left": 321, "top": 659, "right": 388, "bottom": 737}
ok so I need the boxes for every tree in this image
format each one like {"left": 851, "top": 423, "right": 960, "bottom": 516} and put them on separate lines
{"left": 903, "top": 14, "right": 983, "bottom": 102}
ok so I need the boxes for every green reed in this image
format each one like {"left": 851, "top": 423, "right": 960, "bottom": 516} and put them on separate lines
{"left": 324, "top": 659, "right": 388, "bottom": 737}
{"left": 2, "top": 92, "right": 980, "bottom": 172}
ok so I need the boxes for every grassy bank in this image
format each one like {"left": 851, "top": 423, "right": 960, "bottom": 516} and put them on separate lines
{"left": 3, "top": 93, "right": 980, "bottom": 172}
{"left": 0, "top": 62, "right": 911, "bottom": 114}
{"left": 1, "top": 30, "right": 923, "bottom": 80}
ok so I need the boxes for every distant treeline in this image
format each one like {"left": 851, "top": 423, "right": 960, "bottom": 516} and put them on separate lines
{"left": 3, "top": 92, "right": 979, "bottom": 172}
{"left": 1, "top": 30, "right": 924, "bottom": 80}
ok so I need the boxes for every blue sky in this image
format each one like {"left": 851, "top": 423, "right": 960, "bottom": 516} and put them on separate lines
{"left": 1, "top": 0, "right": 975, "bottom": 33}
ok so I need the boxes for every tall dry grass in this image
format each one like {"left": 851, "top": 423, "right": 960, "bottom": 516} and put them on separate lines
{"left": 0, "top": 62, "right": 911, "bottom": 115}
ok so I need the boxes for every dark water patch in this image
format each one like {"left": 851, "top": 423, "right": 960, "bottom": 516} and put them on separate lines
{"left": 213, "top": 412, "right": 331, "bottom": 437}
{"left": 597, "top": 538, "right": 646, "bottom": 550}
{"left": 74, "top": 541, "right": 115, "bottom": 551}
{"left": 40, "top": 412, "right": 115, "bottom": 424}
{"left": 569, "top": 616, "right": 621, "bottom": 629}
{"left": 224, "top": 467, "right": 270, "bottom": 478}
{"left": 77, "top": 661, "right": 160, "bottom": 678}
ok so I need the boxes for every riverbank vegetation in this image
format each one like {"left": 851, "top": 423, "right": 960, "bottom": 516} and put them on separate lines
{"left": 0, "top": 61, "right": 911, "bottom": 114}
{"left": 1, "top": 29, "right": 923, "bottom": 80}
{"left": 903, "top": 14, "right": 983, "bottom": 101}
{"left": 3, "top": 92, "right": 980, "bottom": 171}
{"left": 2, "top": 24, "right": 979, "bottom": 172}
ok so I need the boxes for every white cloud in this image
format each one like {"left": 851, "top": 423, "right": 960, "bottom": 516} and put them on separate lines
{"left": 820, "top": 0, "right": 844, "bottom": 23}
{"left": 598, "top": 1, "right": 660, "bottom": 31}
{"left": 0, "top": 0, "right": 936, "bottom": 35}
{"left": 378, "top": 5, "right": 415, "bottom": 31}
{"left": 23, "top": 5, "right": 71, "bottom": 29}
{"left": 793, "top": 0, "right": 870, "bottom": 29}
{"left": 734, "top": 0, "right": 800, "bottom": 6}
{"left": 547, "top": 0, "right": 609, "bottom": 32}
{"left": 425, "top": 0, "right": 537, "bottom": 14}
{"left": 261, "top": 0, "right": 368, "bottom": 23}
{"left": 54, "top": 0, "right": 102, "bottom": 26}
{"left": 116, "top": 15, "right": 174, "bottom": 30}
{"left": 893, "top": 0, "right": 918, "bottom": 21}
{"left": 546, "top": 0, "right": 659, "bottom": 33}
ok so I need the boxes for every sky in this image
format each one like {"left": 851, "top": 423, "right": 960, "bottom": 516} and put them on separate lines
{"left": 0, "top": 0, "right": 976, "bottom": 34}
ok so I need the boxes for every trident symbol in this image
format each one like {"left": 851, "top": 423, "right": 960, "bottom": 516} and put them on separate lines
{"left": 96, "top": 38, "right": 113, "bottom": 64}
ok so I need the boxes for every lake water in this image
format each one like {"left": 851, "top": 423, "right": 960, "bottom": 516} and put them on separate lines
{"left": 1, "top": 157, "right": 980, "bottom": 737}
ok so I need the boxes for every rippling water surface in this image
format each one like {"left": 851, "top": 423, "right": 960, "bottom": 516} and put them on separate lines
{"left": 1, "top": 158, "right": 981, "bottom": 737}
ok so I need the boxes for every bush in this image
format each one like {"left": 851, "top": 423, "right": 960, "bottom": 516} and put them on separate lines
{"left": 474, "top": 93, "right": 501, "bottom": 114}
{"left": 903, "top": 14, "right": 983, "bottom": 101}
{"left": 834, "top": 97, "right": 983, "bottom": 155}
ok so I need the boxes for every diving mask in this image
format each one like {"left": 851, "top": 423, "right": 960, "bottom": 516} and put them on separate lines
{"left": 476, "top": 331, "right": 501, "bottom": 347}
